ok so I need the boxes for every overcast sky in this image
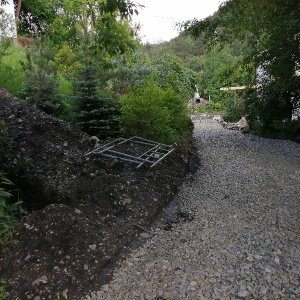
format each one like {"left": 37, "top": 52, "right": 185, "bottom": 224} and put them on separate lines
{"left": 133, "top": 0, "right": 223, "bottom": 43}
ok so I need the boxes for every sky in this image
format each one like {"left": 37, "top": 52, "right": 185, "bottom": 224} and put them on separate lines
{"left": 132, "top": 0, "right": 223, "bottom": 43}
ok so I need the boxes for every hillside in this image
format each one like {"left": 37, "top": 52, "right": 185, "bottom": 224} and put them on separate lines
{"left": 0, "top": 88, "right": 198, "bottom": 299}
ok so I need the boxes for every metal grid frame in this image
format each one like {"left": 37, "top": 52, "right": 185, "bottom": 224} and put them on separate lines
{"left": 85, "top": 136, "right": 176, "bottom": 168}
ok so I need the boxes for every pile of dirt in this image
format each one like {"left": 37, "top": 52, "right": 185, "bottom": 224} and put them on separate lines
{"left": 0, "top": 88, "right": 198, "bottom": 299}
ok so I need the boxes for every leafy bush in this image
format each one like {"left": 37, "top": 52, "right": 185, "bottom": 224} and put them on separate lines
{"left": 119, "top": 79, "right": 193, "bottom": 149}
{"left": 0, "top": 45, "right": 26, "bottom": 97}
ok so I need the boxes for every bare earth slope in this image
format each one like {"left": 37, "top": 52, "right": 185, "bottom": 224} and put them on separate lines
{"left": 0, "top": 88, "right": 196, "bottom": 299}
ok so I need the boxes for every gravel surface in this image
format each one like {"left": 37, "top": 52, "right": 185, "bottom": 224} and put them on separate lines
{"left": 84, "top": 122, "right": 300, "bottom": 300}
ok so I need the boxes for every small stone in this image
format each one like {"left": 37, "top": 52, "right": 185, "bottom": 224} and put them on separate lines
{"left": 102, "top": 284, "right": 110, "bottom": 292}
{"left": 84, "top": 264, "right": 88, "bottom": 270}
{"left": 140, "top": 232, "right": 150, "bottom": 238}
{"left": 260, "top": 287, "right": 268, "bottom": 294}
{"left": 291, "top": 266, "right": 298, "bottom": 274}
{"left": 237, "top": 290, "right": 248, "bottom": 298}
{"left": 190, "top": 281, "right": 197, "bottom": 286}
{"left": 89, "top": 244, "right": 96, "bottom": 251}
{"left": 75, "top": 209, "right": 82, "bottom": 214}
{"left": 122, "top": 198, "right": 132, "bottom": 205}
{"left": 238, "top": 291, "right": 248, "bottom": 299}
{"left": 25, "top": 255, "right": 31, "bottom": 261}
{"left": 265, "top": 268, "right": 271, "bottom": 273}
{"left": 32, "top": 275, "right": 48, "bottom": 287}
{"left": 246, "top": 256, "right": 254, "bottom": 262}
{"left": 254, "top": 255, "right": 262, "bottom": 260}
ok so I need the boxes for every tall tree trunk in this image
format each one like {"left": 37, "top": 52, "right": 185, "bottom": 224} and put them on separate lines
{"left": 15, "top": 0, "right": 21, "bottom": 19}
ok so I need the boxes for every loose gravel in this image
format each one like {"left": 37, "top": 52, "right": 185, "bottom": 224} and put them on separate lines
{"left": 84, "top": 122, "right": 300, "bottom": 300}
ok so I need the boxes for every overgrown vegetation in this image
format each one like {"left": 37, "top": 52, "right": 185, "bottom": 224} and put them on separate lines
{"left": 182, "top": 0, "right": 300, "bottom": 139}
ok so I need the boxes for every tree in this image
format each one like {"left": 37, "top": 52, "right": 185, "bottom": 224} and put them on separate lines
{"left": 21, "top": 41, "right": 63, "bottom": 115}
{"left": 182, "top": 0, "right": 300, "bottom": 136}
{"left": 73, "top": 62, "right": 119, "bottom": 138}
{"left": 72, "top": 32, "right": 119, "bottom": 138}
{"left": 152, "top": 53, "right": 200, "bottom": 100}
{"left": 12, "top": 0, "right": 141, "bottom": 55}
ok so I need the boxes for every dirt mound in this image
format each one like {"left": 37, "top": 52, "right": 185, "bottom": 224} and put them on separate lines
{"left": 0, "top": 88, "right": 198, "bottom": 299}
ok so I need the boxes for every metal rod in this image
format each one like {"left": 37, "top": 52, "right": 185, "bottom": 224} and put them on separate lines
{"left": 100, "top": 153, "right": 143, "bottom": 164}
{"left": 103, "top": 149, "right": 153, "bottom": 164}
{"left": 85, "top": 138, "right": 125, "bottom": 156}
{"left": 118, "top": 136, "right": 136, "bottom": 145}
{"left": 136, "top": 145, "right": 161, "bottom": 168}
{"left": 150, "top": 147, "right": 176, "bottom": 168}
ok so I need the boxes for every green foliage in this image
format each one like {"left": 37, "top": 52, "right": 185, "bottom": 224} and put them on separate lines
{"left": 119, "top": 79, "right": 193, "bottom": 149}
{"left": 270, "top": 120, "right": 300, "bottom": 139}
{"left": 0, "top": 280, "right": 9, "bottom": 300}
{"left": 223, "top": 97, "right": 245, "bottom": 122}
{"left": 0, "top": 8, "right": 15, "bottom": 42}
{"left": 16, "top": 0, "right": 139, "bottom": 55}
{"left": 107, "top": 50, "right": 153, "bottom": 97}
{"left": 21, "top": 41, "right": 65, "bottom": 116}
{"left": 183, "top": 0, "right": 300, "bottom": 137}
{"left": 54, "top": 44, "right": 82, "bottom": 79}
{"left": 245, "top": 86, "right": 300, "bottom": 138}
{"left": 0, "top": 171, "right": 21, "bottom": 249}
{"left": 73, "top": 61, "right": 120, "bottom": 138}
{"left": 144, "top": 34, "right": 207, "bottom": 70}
{"left": 152, "top": 53, "right": 200, "bottom": 99}
{"left": 0, "top": 45, "right": 26, "bottom": 97}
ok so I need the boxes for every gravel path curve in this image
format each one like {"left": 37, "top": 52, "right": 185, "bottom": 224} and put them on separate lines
{"left": 85, "top": 122, "right": 300, "bottom": 300}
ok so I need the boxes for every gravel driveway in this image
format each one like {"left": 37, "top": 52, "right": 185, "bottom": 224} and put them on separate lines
{"left": 85, "top": 122, "right": 300, "bottom": 300}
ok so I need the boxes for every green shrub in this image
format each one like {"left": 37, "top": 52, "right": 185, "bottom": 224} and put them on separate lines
{"left": 0, "top": 45, "right": 26, "bottom": 97}
{"left": 119, "top": 79, "right": 193, "bottom": 149}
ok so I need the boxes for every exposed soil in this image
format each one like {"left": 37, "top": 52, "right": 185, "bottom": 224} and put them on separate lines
{"left": 0, "top": 88, "right": 199, "bottom": 300}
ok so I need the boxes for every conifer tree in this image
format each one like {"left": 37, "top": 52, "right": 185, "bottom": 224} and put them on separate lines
{"left": 73, "top": 57, "right": 119, "bottom": 139}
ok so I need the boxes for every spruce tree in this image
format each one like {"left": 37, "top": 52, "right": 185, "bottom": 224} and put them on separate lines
{"left": 73, "top": 59, "right": 119, "bottom": 139}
